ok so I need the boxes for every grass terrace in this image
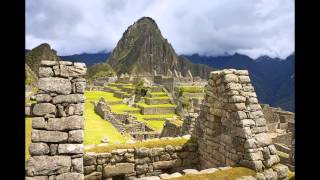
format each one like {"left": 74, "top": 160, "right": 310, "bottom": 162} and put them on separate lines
{"left": 137, "top": 102, "right": 176, "bottom": 108}
{"left": 86, "top": 137, "right": 191, "bottom": 153}
{"left": 85, "top": 91, "right": 122, "bottom": 103}
{"left": 109, "top": 104, "right": 140, "bottom": 114}
{"left": 177, "top": 86, "right": 204, "bottom": 93}
{"left": 84, "top": 102, "right": 130, "bottom": 145}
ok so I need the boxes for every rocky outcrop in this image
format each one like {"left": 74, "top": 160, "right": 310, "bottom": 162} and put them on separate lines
{"left": 107, "top": 17, "right": 214, "bottom": 79}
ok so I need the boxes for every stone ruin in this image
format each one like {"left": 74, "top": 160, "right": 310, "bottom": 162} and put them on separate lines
{"left": 192, "top": 69, "right": 288, "bottom": 179}
{"left": 94, "top": 98, "right": 160, "bottom": 140}
{"left": 26, "top": 60, "right": 87, "bottom": 180}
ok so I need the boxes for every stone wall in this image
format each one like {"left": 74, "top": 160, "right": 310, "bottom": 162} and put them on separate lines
{"left": 84, "top": 142, "right": 198, "bottom": 180}
{"left": 26, "top": 60, "right": 87, "bottom": 180}
{"left": 192, "top": 69, "right": 288, "bottom": 179}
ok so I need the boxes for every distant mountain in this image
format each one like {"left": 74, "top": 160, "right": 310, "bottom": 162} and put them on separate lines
{"left": 25, "top": 43, "right": 61, "bottom": 76}
{"left": 60, "top": 52, "right": 111, "bottom": 67}
{"left": 185, "top": 53, "right": 295, "bottom": 112}
{"left": 106, "top": 17, "right": 214, "bottom": 78}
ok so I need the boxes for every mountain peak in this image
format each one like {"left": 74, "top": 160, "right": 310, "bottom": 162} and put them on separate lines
{"left": 106, "top": 17, "right": 213, "bottom": 78}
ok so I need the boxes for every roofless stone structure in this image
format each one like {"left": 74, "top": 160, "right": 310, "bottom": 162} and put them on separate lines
{"left": 192, "top": 69, "right": 288, "bottom": 179}
{"left": 26, "top": 60, "right": 87, "bottom": 180}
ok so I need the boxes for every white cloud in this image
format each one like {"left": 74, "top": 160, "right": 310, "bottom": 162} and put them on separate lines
{"left": 26, "top": 0, "right": 294, "bottom": 59}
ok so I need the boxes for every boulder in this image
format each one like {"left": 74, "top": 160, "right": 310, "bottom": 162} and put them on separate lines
{"left": 32, "top": 117, "right": 47, "bottom": 129}
{"left": 39, "top": 67, "right": 54, "bottom": 77}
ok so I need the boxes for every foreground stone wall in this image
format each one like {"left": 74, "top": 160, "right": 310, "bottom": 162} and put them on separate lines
{"left": 84, "top": 142, "right": 198, "bottom": 180}
{"left": 26, "top": 60, "right": 87, "bottom": 180}
{"left": 192, "top": 69, "right": 288, "bottom": 179}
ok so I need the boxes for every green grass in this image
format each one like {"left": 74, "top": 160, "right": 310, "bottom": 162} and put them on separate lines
{"left": 149, "top": 92, "right": 167, "bottom": 97}
{"left": 277, "top": 151, "right": 289, "bottom": 158}
{"left": 169, "top": 167, "right": 256, "bottom": 180}
{"left": 137, "top": 102, "right": 176, "bottom": 108}
{"left": 145, "top": 96, "right": 170, "bottom": 100}
{"left": 86, "top": 137, "right": 192, "bottom": 153}
{"left": 25, "top": 117, "right": 32, "bottom": 161}
{"left": 85, "top": 91, "right": 122, "bottom": 102}
{"left": 84, "top": 100, "right": 129, "bottom": 145}
{"left": 132, "top": 114, "right": 178, "bottom": 132}
{"left": 288, "top": 170, "right": 295, "bottom": 180}
{"left": 177, "top": 86, "right": 204, "bottom": 93}
{"left": 109, "top": 104, "right": 140, "bottom": 114}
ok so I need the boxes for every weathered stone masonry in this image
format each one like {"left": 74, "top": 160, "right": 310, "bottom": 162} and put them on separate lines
{"left": 26, "top": 60, "right": 87, "bottom": 180}
{"left": 192, "top": 69, "right": 289, "bottom": 179}
{"left": 83, "top": 142, "right": 198, "bottom": 180}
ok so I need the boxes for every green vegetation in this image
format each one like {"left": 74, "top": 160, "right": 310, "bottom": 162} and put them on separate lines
{"left": 86, "top": 137, "right": 191, "bottom": 153}
{"left": 169, "top": 167, "right": 256, "bottom": 180}
{"left": 177, "top": 86, "right": 204, "bottom": 95}
{"left": 86, "top": 63, "right": 115, "bottom": 82}
{"left": 25, "top": 117, "right": 32, "bottom": 161}
{"left": 84, "top": 101, "right": 129, "bottom": 145}
{"left": 137, "top": 102, "right": 176, "bottom": 108}
{"left": 277, "top": 151, "right": 289, "bottom": 158}
{"left": 145, "top": 96, "right": 170, "bottom": 100}
{"left": 149, "top": 92, "right": 167, "bottom": 97}
{"left": 288, "top": 170, "right": 295, "bottom": 180}
{"left": 109, "top": 104, "right": 140, "bottom": 114}
{"left": 85, "top": 91, "right": 121, "bottom": 102}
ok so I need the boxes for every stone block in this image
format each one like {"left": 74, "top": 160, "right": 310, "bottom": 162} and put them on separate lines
{"left": 84, "top": 165, "right": 96, "bottom": 175}
{"left": 32, "top": 129, "right": 68, "bottom": 143}
{"left": 263, "top": 155, "right": 280, "bottom": 168}
{"left": 41, "top": 60, "right": 58, "bottom": 66}
{"left": 103, "top": 163, "right": 134, "bottom": 177}
{"left": 58, "top": 144, "right": 83, "bottom": 154}
{"left": 39, "top": 67, "right": 54, "bottom": 77}
{"left": 239, "top": 75, "right": 251, "bottom": 83}
{"left": 229, "top": 95, "right": 246, "bottom": 103}
{"left": 26, "top": 156, "right": 71, "bottom": 176}
{"left": 84, "top": 153, "right": 97, "bottom": 166}
{"left": 35, "top": 94, "right": 52, "bottom": 103}
{"left": 225, "top": 83, "right": 242, "bottom": 90}
{"left": 59, "top": 64, "right": 86, "bottom": 78}
{"left": 272, "top": 164, "right": 288, "bottom": 179}
{"left": 255, "top": 133, "right": 272, "bottom": 147}
{"left": 84, "top": 172, "right": 102, "bottom": 180}
{"left": 52, "top": 94, "right": 85, "bottom": 104}
{"left": 222, "top": 74, "right": 239, "bottom": 83}
{"left": 32, "top": 103, "right": 56, "bottom": 116}
{"left": 55, "top": 172, "right": 84, "bottom": 180}
{"left": 66, "top": 103, "right": 84, "bottom": 115}
{"left": 152, "top": 160, "right": 180, "bottom": 170}
{"left": 72, "top": 158, "right": 83, "bottom": 173}
{"left": 47, "top": 115, "right": 83, "bottom": 131}
{"left": 38, "top": 77, "right": 72, "bottom": 95}
{"left": 73, "top": 81, "right": 86, "bottom": 94}
{"left": 25, "top": 176, "right": 48, "bottom": 180}
{"left": 68, "top": 130, "right": 84, "bottom": 143}
{"left": 32, "top": 117, "right": 47, "bottom": 129}
{"left": 29, "top": 143, "right": 50, "bottom": 156}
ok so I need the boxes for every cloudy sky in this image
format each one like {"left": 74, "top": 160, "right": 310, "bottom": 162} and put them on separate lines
{"left": 26, "top": 0, "right": 294, "bottom": 59}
